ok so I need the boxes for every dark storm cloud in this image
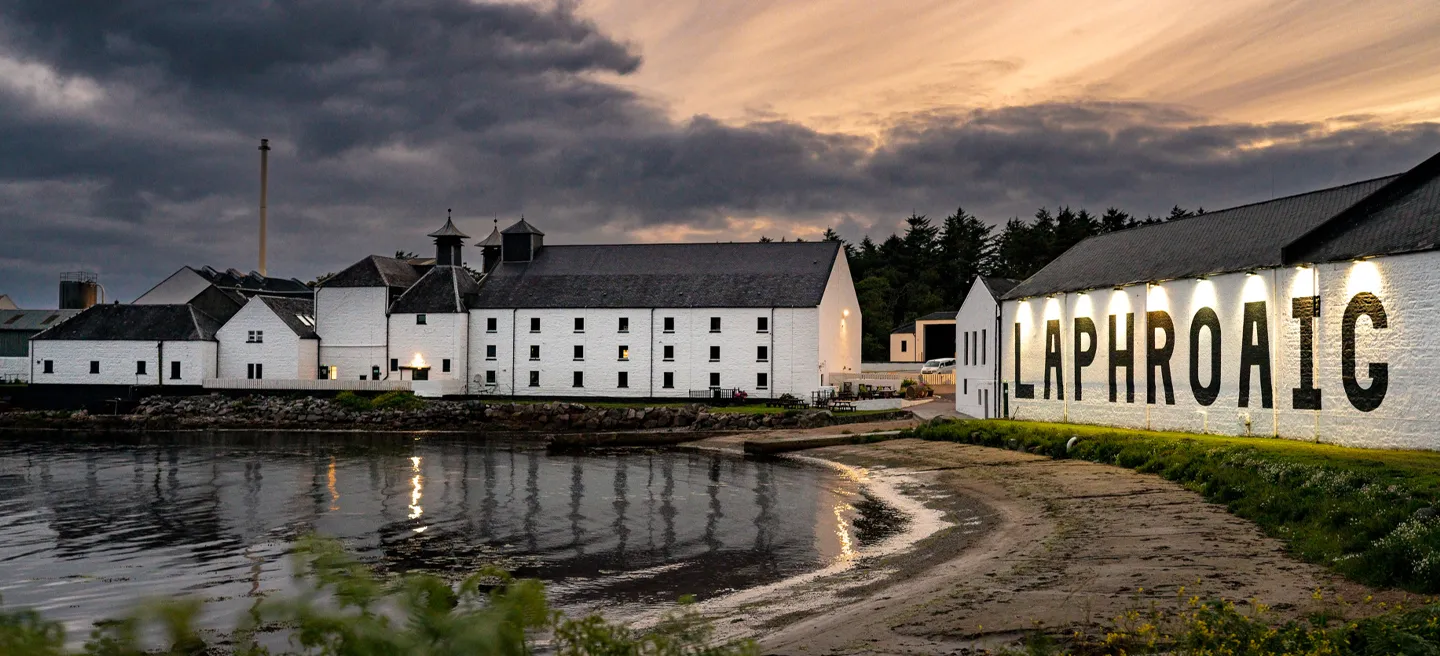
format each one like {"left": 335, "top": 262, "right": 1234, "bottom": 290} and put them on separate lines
{"left": 2, "top": 1, "right": 1439, "bottom": 307}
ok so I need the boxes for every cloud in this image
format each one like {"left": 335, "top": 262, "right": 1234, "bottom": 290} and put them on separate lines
{"left": 1, "top": 1, "right": 1439, "bottom": 307}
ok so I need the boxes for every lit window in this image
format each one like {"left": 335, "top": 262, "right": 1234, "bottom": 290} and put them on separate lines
{"left": 618, "top": 345, "right": 629, "bottom": 360}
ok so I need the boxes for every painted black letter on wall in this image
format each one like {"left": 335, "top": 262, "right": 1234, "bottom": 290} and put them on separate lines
{"left": 1044, "top": 319, "right": 1064, "bottom": 400}
{"left": 1291, "top": 296, "right": 1322, "bottom": 410}
{"left": 1013, "top": 323, "right": 1035, "bottom": 399}
{"left": 1073, "top": 317, "right": 1097, "bottom": 401}
{"left": 1341, "top": 292, "right": 1388, "bottom": 412}
{"left": 1146, "top": 310, "right": 1175, "bottom": 405}
{"left": 1238, "top": 301, "right": 1273, "bottom": 409}
{"left": 1189, "top": 307, "right": 1221, "bottom": 406}
{"left": 1109, "top": 313, "right": 1135, "bottom": 403}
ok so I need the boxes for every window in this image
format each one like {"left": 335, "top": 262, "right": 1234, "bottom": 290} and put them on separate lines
{"left": 573, "top": 345, "right": 584, "bottom": 361}
{"left": 618, "top": 317, "right": 629, "bottom": 333}
{"left": 573, "top": 371, "right": 584, "bottom": 388}
{"left": 709, "top": 372, "right": 720, "bottom": 387}
{"left": 530, "top": 317, "right": 540, "bottom": 333}
{"left": 89, "top": 360, "right": 99, "bottom": 374}
{"left": 486, "top": 317, "right": 497, "bottom": 333}
{"left": 170, "top": 361, "right": 181, "bottom": 380}
{"left": 757, "top": 373, "right": 768, "bottom": 389}
{"left": 574, "top": 317, "right": 585, "bottom": 333}
{"left": 618, "top": 371, "right": 629, "bottom": 388}
{"left": 964, "top": 333, "right": 970, "bottom": 366}
{"left": 901, "top": 340, "right": 907, "bottom": 353}
{"left": 663, "top": 317, "right": 675, "bottom": 333}
{"left": 416, "top": 314, "right": 426, "bottom": 325}
{"left": 618, "top": 345, "right": 629, "bottom": 361}
{"left": 709, "top": 317, "right": 721, "bottom": 333}
{"left": 247, "top": 330, "right": 264, "bottom": 343}
{"left": 136, "top": 361, "right": 147, "bottom": 375}
{"left": 442, "top": 359, "right": 451, "bottom": 373}
{"left": 485, "top": 345, "right": 497, "bottom": 360}
{"left": 43, "top": 360, "right": 53, "bottom": 374}
{"left": 963, "top": 379, "right": 968, "bottom": 394}
{"left": 709, "top": 346, "right": 720, "bottom": 362}
{"left": 485, "top": 370, "right": 496, "bottom": 384}
{"left": 247, "top": 363, "right": 264, "bottom": 380}
{"left": 663, "top": 345, "right": 674, "bottom": 361}
{"left": 981, "top": 329, "right": 986, "bottom": 365}
{"left": 529, "top": 345, "right": 540, "bottom": 360}
{"left": 528, "top": 371, "right": 540, "bottom": 387}
{"left": 757, "top": 345, "right": 768, "bottom": 362}
{"left": 757, "top": 316, "right": 769, "bottom": 333}
{"left": 391, "top": 358, "right": 399, "bottom": 372}
{"left": 663, "top": 372, "right": 674, "bottom": 389}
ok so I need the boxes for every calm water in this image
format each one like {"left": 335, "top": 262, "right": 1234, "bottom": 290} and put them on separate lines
{"left": 0, "top": 432, "right": 865, "bottom": 634}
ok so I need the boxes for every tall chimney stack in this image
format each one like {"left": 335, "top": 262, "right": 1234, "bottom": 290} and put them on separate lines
{"left": 258, "top": 138, "right": 271, "bottom": 276}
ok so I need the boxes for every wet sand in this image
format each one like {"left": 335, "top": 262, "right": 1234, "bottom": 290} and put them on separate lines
{"left": 691, "top": 431, "right": 1401, "bottom": 655}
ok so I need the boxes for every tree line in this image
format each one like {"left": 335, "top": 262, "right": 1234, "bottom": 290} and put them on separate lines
{"left": 789, "top": 204, "right": 1204, "bottom": 361}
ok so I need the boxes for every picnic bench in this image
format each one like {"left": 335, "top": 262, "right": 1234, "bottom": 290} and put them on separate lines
{"left": 829, "top": 400, "right": 857, "bottom": 412}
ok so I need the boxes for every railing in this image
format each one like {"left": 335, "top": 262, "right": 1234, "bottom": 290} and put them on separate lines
{"left": 920, "top": 373, "right": 956, "bottom": 385}
{"left": 204, "top": 379, "right": 412, "bottom": 391}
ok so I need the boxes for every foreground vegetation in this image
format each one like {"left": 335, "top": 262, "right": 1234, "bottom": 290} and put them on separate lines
{"left": 906, "top": 420, "right": 1440, "bottom": 593}
{"left": 0, "top": 536, "right": 754, "bottom": 655}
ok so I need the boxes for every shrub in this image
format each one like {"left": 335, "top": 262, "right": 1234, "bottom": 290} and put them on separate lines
{"left": 332, "top": 390, "right": 373, "bottom": 412}
{"left": 370, "top": 390, "right": 426, "bottom": 411}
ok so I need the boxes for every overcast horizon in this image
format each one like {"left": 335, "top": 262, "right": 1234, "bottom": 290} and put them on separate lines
{"left": 4, "top": 0, "right": 1440, "bottom": 307}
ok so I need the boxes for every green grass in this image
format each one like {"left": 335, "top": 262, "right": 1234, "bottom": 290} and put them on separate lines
{"left": 906, "top": 419, "right": 1440, "bottom": 593}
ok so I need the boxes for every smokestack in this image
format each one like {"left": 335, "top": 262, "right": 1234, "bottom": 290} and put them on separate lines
{"left": 258, "top": 138, "right": 271, "bottom": 276}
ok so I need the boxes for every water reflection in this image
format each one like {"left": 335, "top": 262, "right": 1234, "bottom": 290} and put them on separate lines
{"left": 0, "top": 433, "right": 858, "bottom": 633}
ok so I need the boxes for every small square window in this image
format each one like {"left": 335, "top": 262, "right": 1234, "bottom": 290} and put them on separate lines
{"left": 663, "top": 372, "right": 674, "bottom": 389}
{"left": 709, "top": 372, "right": 720, "bottom": 387}
{"left": 442, "top": 359, "right": 451, "bottom": 373}
{"left": 136, "top": 361, "right": 147, "bottom": 375}
{"left": 529, "top": 345, "right": 540, "bottom": 361}
{"left": 574, "top": 317, "right": 585, "bottom": 333}
{"left": 416, "top": 314, "right": 426, "bottom": 325}
{"left": 663, "top": 317, "right": 675, "bottom": 333}
{"left": 663, "top": 345, "right": 674, "bottom": 361}
{"left": 573, "top": 345, "right": 584, "bottom": 361}
{"left": 573, "top": 371, "right": 584, "bottom": 388}
{"left": 391, "top": 358, "right": 399, "bottom": 372}
{"left": 757, "top": 373, "right": 768, "bottom": 389}
{"left": 485, "top": 345, "right": 497, "bottom": 360}
{"left": 618, "top": 371, "right": 629, "bottom": 388}
{"left": 530, "top": 317, "right": 540, "bottom": 333}
{"left": 709, "top": 346, "right": 720, "bottom": 362}
{"left": 709, "top": 317, "right": 721, "bottom": 333}
{"left": 618, "top": 317, "right": 629, "bottom": 333}
{"left": 757, "top": 345, "right": 768, "bottom": 362}
{"left": 42, "top": 360, "right": 53, "bottom": 374}
{"left": 529, "top": 371, "right": 540, "bottom": 387}
{"left": 486, "top": 317, "right": 497, "bottom": 333}
{"left": 757, "top": 316, "right": 768, "bottom": 333}
{"left": 89, "top": 360, "right": 99, "bottom": 374}
{"left": 618, "top": 345, "right": 629, "bottom": 360}
{"left": 486, "top": 370, "right": 497, "bottom": 384}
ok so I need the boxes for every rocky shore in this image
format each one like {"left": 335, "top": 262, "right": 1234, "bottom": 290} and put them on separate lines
{"left": 0, "top": 393, "right": 903, "bottom": 433}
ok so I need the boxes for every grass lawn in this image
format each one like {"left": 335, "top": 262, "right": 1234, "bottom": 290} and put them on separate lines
{"left": 905, "top": 419, "right": 1440, "bottom": 593}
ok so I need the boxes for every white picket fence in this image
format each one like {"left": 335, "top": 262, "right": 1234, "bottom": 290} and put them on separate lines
{"left": 204, "top": 379, "right": 412, "bottom": 392}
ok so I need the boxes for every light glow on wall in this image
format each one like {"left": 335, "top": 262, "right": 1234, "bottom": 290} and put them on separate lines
{"left": 1146, "top": 282, "right": 1169, "bottom": 311}
{"left": 1289, "top": 265, "right": 1318, "bottom": 299}
{"left": 1043, "top": 296, "right": 1062, "bottom": 321}
{"left": 1192, "top": 278, "right": 1218, "bottom": 311}
{"left": 1242, "top": 270, "right": 1269, "bottom": 303}
{"left": 410, "top": 352, "right": 428, "bottom": 369}
{"left": 1015, "top": 299, "right": 1034, "bottom": 336}
{"left": 1348, "top": 260, "right": 1384, "bottom": 298}
{"left": 1073, "top": 291, "right": 1094, "bottom": 319}
{"left": 1108, "top": 289, "right": 1132, "bottom": 343}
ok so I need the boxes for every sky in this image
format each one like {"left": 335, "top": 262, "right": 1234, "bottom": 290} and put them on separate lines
{"left": 3, "top": 0, "right": 1440, "bottom": 307}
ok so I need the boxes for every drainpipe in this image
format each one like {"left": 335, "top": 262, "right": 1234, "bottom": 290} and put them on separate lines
{"left": 1271, "top": 267, "right": 1280, "bottom": 437}
{"left": 158, "top": 341, "right": 164, "bottom": 387}
{"left": 994, "top": 299, "right": 1002, "bottom": 419}
{"left": 510, "top": 309, "right": 517, "bottom": 398}
{"left": 648, "top": 308, "right": 654, "bottom": 398}
{"left": 769, "top": 307, "right": 775, "bottom": 399}
{"left": 1313, "top": 264, "right": 1322, "bottom": 442}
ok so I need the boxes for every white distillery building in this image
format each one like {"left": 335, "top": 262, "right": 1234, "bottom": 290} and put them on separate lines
{"left": 30, "top": 304, "right": 221, "bottom": 386}
{"left": 998, "top": 149, "right": 1440, "bottom": 451}
{"left": 214, "top": 296, "right": 318, "bottom": 381}
{"left": 954, "top": 277, "right": 1017, "bottom": 418}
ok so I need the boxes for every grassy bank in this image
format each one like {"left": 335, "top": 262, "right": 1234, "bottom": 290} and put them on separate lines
{"left": 904, "top": 420, "right": 1440, "bottom": 593}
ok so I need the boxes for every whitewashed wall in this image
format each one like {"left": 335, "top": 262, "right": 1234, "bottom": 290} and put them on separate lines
{"left": 1002, "top": 250, "right": 1440, "bottom": 451}
{"left": 0, "top": 356, "right": 29, "bottom": 382}
{"left": 31, "top": 340, "right": 215, "bottom": 385}
{"left": 217, "top": 299, "right": 317, "bottom": 380}
{"left": 316, "top": 287, "right": 389, "bottom": 380}
{"left": 889, "top": 332, "right": 917, "bottom": 362}
{"left": 817, "top": 250, "right": 862, "bottom": 386}
{"left": 956, "top": 279, "right": 999, "bottom": 418}
{"left": 389, "top": 313, "right": 469, "bottom": 385}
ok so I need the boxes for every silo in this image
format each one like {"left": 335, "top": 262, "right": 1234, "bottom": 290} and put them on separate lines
{"left": 59, "top": 271, "right": 99, "bottom": 310}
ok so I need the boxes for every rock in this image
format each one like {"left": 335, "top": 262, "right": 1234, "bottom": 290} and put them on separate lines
{"left": 1416, "top": 507, "right": 1439, "bottom": 522}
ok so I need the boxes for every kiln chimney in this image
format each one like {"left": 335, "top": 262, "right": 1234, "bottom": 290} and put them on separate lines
{"left": 258, "top": 138, "right": 270, "bottom": 276}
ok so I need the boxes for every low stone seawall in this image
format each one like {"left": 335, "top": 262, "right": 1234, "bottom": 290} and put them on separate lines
{"left": 0, "top": 394, "right": 910, "bottom": 434}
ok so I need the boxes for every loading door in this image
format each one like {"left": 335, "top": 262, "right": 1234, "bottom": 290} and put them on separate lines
{"left": 922, "top": 323, "right": 956, "bottom": 361}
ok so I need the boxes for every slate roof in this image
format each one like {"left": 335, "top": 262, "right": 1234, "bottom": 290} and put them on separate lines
{"left": 193, "top": 266, "right": 311, "bottom": 297}
{"left": 916, "top": 311, "right": 957, "bottom": 322}
{"left": 472, "top": 241, "right": 842, "bottom": 308}
{"left": 390, "top": 266, "right": 481, "bottom": 313}
{"left": 501, "top": 218, "right": 544, "bottom": 235}
{"left": 477, "top": 225, "right": 503, "bottom": 247}
{"left": 427, "top": 218, "right": 470, "bottom": 239}
{"left": 891, "top": 321, "right": 916, "bottom": 335}
{"left": 1285, "top": 150, "right": 1440, "bottom": 264}
{"left": 1003, "top": 175, "right": 1398, "bottom": 299}
{"left": 31, "top": 304, "right": 221, "bottom": 341}
{"left": 257, "top": 296, "right": 318, "bottom": 339}
{"left": 0, "top": 309, "right": 80, "bottom": 332}
{"left": 322, "top": 255, "right": 422, "bottom": 289}
{"left": 982, "top": 277, "right": 1020, "bottom": 299}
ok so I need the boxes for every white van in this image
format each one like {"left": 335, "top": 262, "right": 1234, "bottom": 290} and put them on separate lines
{"left": 920, "top": 358, "right": 955, "bottom": 374}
